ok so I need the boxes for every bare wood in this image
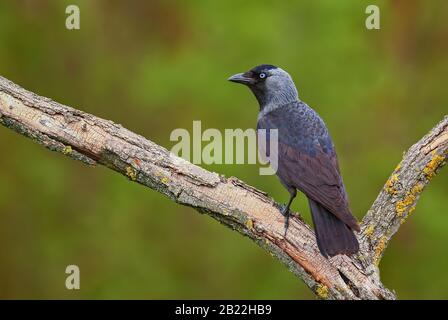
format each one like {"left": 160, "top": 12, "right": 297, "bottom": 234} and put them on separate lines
{"left": 0, "top": 75, "right": 445, "bottom": 299}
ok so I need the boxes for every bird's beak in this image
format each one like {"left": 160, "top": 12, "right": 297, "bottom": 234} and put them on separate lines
{"left": 228, "top": 72, "right": 254, "bottom": 85}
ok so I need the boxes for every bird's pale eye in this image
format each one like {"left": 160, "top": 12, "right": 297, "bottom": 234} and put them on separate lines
{"left": 259, "top": 72, "right": 266, "bottom": 79}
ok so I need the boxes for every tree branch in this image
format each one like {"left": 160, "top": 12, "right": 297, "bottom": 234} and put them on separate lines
{"left": 0, "top": 75, "right": 445, "bottom": 299}
{"left": 360, "top": 116, "right": 448, "bottom": 265}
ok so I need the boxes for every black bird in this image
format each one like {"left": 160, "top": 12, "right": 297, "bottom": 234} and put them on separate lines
{"left": 228, "top": 64, "right": 360, "bottom": 257}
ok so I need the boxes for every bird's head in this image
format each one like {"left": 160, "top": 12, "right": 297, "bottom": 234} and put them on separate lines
{"left": 228, "top": 64, "right": 298, "bottom": 109}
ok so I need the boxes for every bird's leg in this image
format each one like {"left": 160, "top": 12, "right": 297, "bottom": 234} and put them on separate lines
{"left": 281, "top": 189, "right": 296, "bottom": 237}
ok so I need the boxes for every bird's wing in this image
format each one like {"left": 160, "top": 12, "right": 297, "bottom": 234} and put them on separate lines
{"left": 258, "top": 107, "right": 359, "bottom": 231}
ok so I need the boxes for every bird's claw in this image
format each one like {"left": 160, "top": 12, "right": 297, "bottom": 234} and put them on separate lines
{"left": 280, "top": 204, "right": 291, "bottom": 237}
{"left": 279, "top": 204, "right": 289, "bottom": 216}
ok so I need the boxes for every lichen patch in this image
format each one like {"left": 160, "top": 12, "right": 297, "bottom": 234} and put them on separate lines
{"left": 423, "top": 152, "right": 446, "bottom": 180}
{"left": 126, "top": 166, "right": 137, "bottom": 181}
{"left": 315, "top": 284, "right": 329, "bottom": 299}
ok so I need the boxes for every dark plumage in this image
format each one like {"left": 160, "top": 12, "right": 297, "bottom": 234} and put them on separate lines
{"left": 228, "top": 65, "right": 360, "bottom": 257}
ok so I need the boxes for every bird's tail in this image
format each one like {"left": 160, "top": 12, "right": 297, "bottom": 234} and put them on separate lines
{"left": 308, "top": 198, "right": 359, "bottom": 257}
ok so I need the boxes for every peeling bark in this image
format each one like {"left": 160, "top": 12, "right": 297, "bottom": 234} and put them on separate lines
{"left": 0, "top": 76, "right": 446, "bottom": 299}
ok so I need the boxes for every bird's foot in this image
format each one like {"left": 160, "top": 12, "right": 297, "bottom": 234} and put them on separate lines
{"left": 279, "top": 204, "right": 289, "bottom": 216}
{"left": 279, "top": 204, "right": 291, "bottom": 237}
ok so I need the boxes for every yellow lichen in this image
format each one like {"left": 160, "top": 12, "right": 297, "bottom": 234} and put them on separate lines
{"left": 374, "top": 236, "right": 388, "bottom": 265}
{"left": 161, "top": 177, "right": 170, "bottom": 184}
{"left": 395, "top": 201, "right": 407, "bottom": 217}
{"left": 246, "top": 219, "right": 254, "bottom": 230}
{"left": 423, "top": 152, "right": 445, "bottom": 180}
{"left": 385, "top": 174, "right": 399, "bottom": 195}
{"left": 396, "top": 183, "right": 423, "bottom": 217}
{"left": 62, "top": 145, "right": 72, "bottom": 155}
{"left": 394, "top": 161, "right": 402, "bottom": 172}
{"left": 364, "top": 225, "right": 375, "bottom": 238}
{"left": 126, "top": 166, "right": 137, "bottom": 181}
{"left": 315, "top": 284, "right": 329, "bottom": 299}
{"left": 400, "top": 206, "right": 417, "bottom": 225}
{"left": 412, "top": 183, "right": 424, "bottom": 194}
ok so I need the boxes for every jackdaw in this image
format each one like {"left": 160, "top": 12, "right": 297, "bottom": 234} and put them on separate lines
{"left": 228, "top": 64, "right": 360, "bottom": 257}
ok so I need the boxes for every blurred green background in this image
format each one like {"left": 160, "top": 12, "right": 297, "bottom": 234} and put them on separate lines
{"left": 0, "top": 0, "right": 446, "bottom": 299}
